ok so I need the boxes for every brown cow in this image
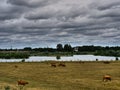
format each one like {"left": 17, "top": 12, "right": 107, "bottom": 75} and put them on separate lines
{"left": 15, "top": 65, "right": 18, "bottom": 68}
{"left": 50, "top": 63, "right": 57, "bottom": 67}
{"left": 79, "top": 61, "right": 85, "bottom": 64}
{"left": 103, "top": 61, "right": 110, "bottom": 64}
{"left": 58, "top": 63, "right": 66, "bottom": 67}
{"left": 18, "top": 80, "right": 29, "bottom": 86}
{"left": 103, "top": 75, "right": 111, "bottom": 81}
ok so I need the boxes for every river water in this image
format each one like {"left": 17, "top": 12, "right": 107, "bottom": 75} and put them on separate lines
{"left": 0, "top": 55, "right": 119, "bottom": 62}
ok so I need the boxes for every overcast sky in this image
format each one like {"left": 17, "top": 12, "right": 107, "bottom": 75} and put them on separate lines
{"left": 0, "top": 0, "right": 120, "bottom": 48}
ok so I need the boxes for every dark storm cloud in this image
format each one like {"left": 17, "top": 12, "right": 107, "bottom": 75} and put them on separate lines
{"left": 97, "top": 2, "right": 120, "bottom": 10}
{"left": 0, "top": 14, "right": 17, "bottom": 20}
{"left": 7, "top": 0, "right": 59, "bottom": 8}
{"left": 0, "top": 0, "right": 120, "bottom": 48}
{"left": 25, "top": 6, "right": 87, "bottom": 20}
{"left": 0, "top": 7, "right": 20, "bottom": 20}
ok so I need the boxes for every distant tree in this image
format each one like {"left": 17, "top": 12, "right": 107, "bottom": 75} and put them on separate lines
{"left": 105, "top": 46, "right": 110, "bottom": 50}
{"left": 64, "top": 44, "right": 72, "bottom": 52}
{"left": 56, "top": 55, "right": 61, "bottom": 60}
{"left": 24, "top": 47, "right": 32, "bottom": 51}
{"left": 56, "top": 44, "right": 63, "bottom": 51}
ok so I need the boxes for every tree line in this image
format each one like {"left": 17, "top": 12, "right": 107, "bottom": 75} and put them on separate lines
{"left": 0, "top": 44, "right": 120, "bottom": 57}
{"left": 0, "top": 52, "right": 30, "bottom": 59}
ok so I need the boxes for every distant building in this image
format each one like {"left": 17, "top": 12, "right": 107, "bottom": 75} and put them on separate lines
{"left": 73, "top": 46, "right": 79, "bottom": 52}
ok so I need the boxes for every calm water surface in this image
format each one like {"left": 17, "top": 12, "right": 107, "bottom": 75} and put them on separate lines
{"left": 0, "top": 55, "right": 118, "bottom": 62}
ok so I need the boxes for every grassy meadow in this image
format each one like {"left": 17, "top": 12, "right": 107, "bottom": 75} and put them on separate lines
{"left": 0, "top": 61, "right": 120, "bottom": 90}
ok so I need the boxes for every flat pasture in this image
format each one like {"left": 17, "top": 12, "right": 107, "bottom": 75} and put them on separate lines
{"left": 0, "top": 61, "right": 120, "bottom": 90}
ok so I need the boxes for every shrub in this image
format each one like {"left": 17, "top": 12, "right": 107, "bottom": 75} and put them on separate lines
{"left": 115, "top": 57, "right": 119, "bottom": 61}
{"left": 4, "top": 86, "right": 10, "bottom": 90}
{"left": 21, "top": 59, "right": 25, "bottom": 62}
{"left": 56, "top": 55, "right": 61, "bottom": 60}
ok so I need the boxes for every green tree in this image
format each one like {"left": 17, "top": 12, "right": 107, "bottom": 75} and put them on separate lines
{"left": 57, "top": 44, "right": 63, "bottom": 51}
{"left": 24, "top": 47, "right": 32, "bottom": 51}
{"left": 64, "top": 44, "right": 72, "bottom": 52}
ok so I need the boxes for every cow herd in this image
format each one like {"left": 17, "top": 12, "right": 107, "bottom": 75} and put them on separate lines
{"left": 13, "top": 61, "right": 112, "bottom": 89}
{"left": 16, "top": 75, "right": 111, "bottom": 88}
{"left": 50, "top": 62, "right": 112, "bottom": 82}
{"left": 50, "top": 62, "right": 66, "bottom": 67}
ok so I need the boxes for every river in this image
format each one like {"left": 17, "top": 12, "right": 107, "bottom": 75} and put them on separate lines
{"left": 0, "top": 55, "right": 119, "bottom": 62}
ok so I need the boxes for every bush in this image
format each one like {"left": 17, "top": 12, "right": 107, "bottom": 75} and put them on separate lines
{"left": 56, "top": 55, "right": 61, "bottom": 60}
{"left": 96, "top": 58, "right": 98, "bottom": 61}
{"left": 115, "top": 57, "right": 119, "bottom": 61}
{"left": 0, "top": 52, "right": 30, "bottom": 59}
{"left": 21, "top": 59, "right": 25, "bottom": 62}
{"left": 4, "top": 86, "right": 10, "bottom": 90}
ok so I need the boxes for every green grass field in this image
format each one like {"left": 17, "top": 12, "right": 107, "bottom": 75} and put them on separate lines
{"left": 0, "top": 61, "right": 120, "bottom": 90}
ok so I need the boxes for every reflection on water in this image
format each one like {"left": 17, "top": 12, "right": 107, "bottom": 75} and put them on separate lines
{"left": 0, "top": 55, "right": 119, "bottom": 62}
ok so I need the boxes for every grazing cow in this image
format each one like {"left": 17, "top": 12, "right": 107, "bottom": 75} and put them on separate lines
{"left": 18, "top": 80, "right": 29, "bottom": 86}
{"left": 58, "top": 63, "right": 66, "bottom": 67}
{"left": 103, "top": 61, "right": 110, "bottom": 64}
{"left": 103, "top": 75, "right": 111, "bottom": 81}
{"left": 50, "top": 63, "right": 57, "bottom": 67}
{"left": 79, "top": 61, "right": 85, "bottom": 64}
{"left": 15, "top": 65, "right": 18, "bottom": 68}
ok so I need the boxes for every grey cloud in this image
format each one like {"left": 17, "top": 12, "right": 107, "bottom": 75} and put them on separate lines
{"left": 25, "top": 9, "right": 87, "bottom": 21}
{"left": 89, "top": 9, "right": 120, "bottom": 20}
{"left": 25, "top": 2, "right": 88, "bottom": 20}
{"left": 7, "top": 0, "right": 59, "bottom": 8}
{"left": 0, "top": 12, "right": 20, "bottom": 20}
{"left": 89, "top": 0, "right": 120, "bottom": 21}
{"left": 7, "top": 0, "right": 30, "bottom": 7}
{"left": 0, "top": 0, "right": 120, "bottom": 48}
{"left": 0, "top": 3, "right": 26, "bottom": 20}
{"left": 97, "top": 2, "right": 120, "bottom": 10}
{"left": 89, "top": 0, "right": 120, "bottom": 10}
